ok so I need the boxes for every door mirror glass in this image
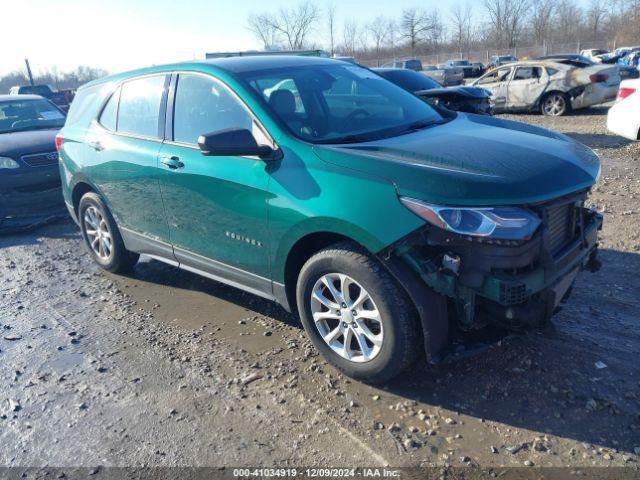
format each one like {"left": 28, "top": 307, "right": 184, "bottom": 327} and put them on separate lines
{"left": 198, "top": 128, "right": 274, "bottom": 158}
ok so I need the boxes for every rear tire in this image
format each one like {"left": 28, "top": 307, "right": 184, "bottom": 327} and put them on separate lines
{"left": 78, "top": 192, "right": 139, "bottom": 273}
{"left": 296, "top": 241, "right": 421, "bottom": 383}
{"left": 541, "top": 92, "right": 570, "bottom": 116}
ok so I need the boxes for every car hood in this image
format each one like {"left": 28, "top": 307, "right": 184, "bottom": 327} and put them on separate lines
{"left": 313, "top": 114, "right": 600, "bottom": 206}
{"left": 0, "top": 128, "right": 60, "bottom": 157}
{"left": 416, "top": 86, "right": 491, "bottom": 98}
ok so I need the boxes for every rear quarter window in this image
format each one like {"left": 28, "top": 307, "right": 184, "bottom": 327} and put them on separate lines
{"left": 65, "top": 83, "right": 104, "bottom": 126}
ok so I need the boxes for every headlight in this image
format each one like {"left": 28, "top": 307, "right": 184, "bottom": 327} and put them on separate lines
{"left": 0, "top": 157, "right": 20, "bottom": 169}
{"left": 400, "top": 197, "right": 541, "bottom": 240}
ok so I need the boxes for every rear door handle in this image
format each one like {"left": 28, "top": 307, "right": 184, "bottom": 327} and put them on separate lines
{"left": 88, "top": 141, "right": 104, "bottom": 152}
{"left": 160, "top": 156, "right": 184, "bottom": 169}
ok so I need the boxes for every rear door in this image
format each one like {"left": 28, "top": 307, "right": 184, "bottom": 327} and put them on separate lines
{"left": 507, "top": 65, "right": 549, "bottom": 109}
{"left": 84, "top": 74, "right": 172, "bottom": 253}
{"left": 157, "top": 72, "right": 274, "bottom": 290}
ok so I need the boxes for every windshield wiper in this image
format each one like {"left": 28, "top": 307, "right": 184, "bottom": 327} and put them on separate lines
{"left": 318, "top": 133, "right": 373, "bottom": 144}
{"left": 392, "top": 119, "right": 447, "bottom": 137}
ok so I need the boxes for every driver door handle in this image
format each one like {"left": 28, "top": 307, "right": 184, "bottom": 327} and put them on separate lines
{"left": 88, "top": 141, "right": 104, "bottom": 152}
{"left": 160, "top": 155, "right": 184, "bottom": 169}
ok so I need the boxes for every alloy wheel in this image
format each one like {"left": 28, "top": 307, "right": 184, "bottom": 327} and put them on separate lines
{"left": 310, "top": 273, "right": 383, "bottom": 363}
{"left": 543, "top": 94, "right": 566, "bottom": 116}
{"left": 84, "top": 206, "right": 113, "bottom": 260}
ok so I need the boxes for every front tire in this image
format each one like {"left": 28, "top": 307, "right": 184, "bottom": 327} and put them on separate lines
{"left": 296, "top": 242, "right": 421, "bottom": 383}
{"left": 78, "top": 192, "right": 139, "bottom": 273}
{"left": 541, "top": 92, "right": 570, "bottom": 116}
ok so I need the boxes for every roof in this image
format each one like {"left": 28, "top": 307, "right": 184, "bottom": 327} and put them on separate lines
{"left": 81, "top": 55, "right": 341, "bottom": 90}
{"left": 0, "top": 94, "right": 45, "bottom": 101}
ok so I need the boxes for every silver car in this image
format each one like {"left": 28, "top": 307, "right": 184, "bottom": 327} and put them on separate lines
{"left": 472, "top": 60, "right": 620, "bottom": 115}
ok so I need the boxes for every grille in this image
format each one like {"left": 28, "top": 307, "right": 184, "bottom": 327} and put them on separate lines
{"left": 21, "top": 151, "right": 58, "bottom": 167}
{"left": 499, "top": 282, "right": 528, "bottom": 305}
{"left": 543, "top": 202, "right": 577, "bottom": 255}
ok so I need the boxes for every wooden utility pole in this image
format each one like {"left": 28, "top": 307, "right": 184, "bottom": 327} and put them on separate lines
{"left": 24, "top": 59, "right": 34, "bottom": 86}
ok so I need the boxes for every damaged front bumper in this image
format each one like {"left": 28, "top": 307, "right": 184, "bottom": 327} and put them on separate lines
{"left": 378, "top": 195, "right": 603, "bottom": 363}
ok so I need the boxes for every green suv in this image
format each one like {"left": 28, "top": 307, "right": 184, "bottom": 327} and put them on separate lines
{"left": 58, "top": 56, "right": 602, "bottom": 382}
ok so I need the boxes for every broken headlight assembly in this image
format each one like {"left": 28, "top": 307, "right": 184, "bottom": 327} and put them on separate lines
{"left": 400, "top": 197, "right": 541, "bottom": 241}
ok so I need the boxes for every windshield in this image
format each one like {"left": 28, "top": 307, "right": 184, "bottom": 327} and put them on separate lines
{"left": 239, "top": 63, "right": 444, "bottom": 144}
{"left": 0, "top": 99, "right": 66, "bottom": 134}
{"left": 451, "top": 60, "right": 470, "bottom": 66}
{"left": 377, "top": 69, "right": 440, "bottom": 92}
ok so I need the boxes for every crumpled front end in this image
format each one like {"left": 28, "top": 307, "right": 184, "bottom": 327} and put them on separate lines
{"left": 378, "top": 190, "right": 602, "bottom": 362}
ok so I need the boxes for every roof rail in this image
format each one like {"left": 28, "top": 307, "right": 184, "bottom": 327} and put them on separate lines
{"left": 205, "top": 50, "right": 329, "bottom": 59}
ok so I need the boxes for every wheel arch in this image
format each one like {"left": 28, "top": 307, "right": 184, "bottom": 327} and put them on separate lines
{"left": 71, "top": 181, "right": 96, "bottom": 217}
{"left": 280, "top": 231, "right": 359, "bottom": 313}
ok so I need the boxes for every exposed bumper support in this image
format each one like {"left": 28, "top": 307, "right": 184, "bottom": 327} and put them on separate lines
{"left": 378, "top": 204, "right": 602, "bottom": 362}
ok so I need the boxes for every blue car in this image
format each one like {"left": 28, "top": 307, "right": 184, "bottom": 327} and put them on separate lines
{"left": 0, "top": 94, "right": 67, "bottom": 231}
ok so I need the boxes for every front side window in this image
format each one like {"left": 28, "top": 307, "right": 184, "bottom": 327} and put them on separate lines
{"left": 478, "top": 67, "right": 511, "bottom": 85}
{"left": 117, "top": 75, "right": 166, "bottom": 138}
{"left": 241, "top": 63, "right": 444, "bottom": 144}
{"left": 172, "top": 74, "right": 254, "bottom": 145}
{"left": 0, "top": 99, "right": 66, "bottom": 134}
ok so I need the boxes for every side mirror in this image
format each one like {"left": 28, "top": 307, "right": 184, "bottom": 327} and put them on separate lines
{"left": 198, "top": 128, "right": 275, "bottom": 159}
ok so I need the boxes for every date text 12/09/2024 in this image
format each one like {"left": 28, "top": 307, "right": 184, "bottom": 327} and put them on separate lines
{"left": 232, "top": 468, "right": 401, "bottom": 478}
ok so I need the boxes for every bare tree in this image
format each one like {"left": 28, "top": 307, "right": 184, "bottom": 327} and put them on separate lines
{"left": 530, "top": 0, "right": 554, "bottom": 46}
{"left": 367, "top": 16, "right": 390, "bottom": 60}
{"left": 252, "top": 1, "right": 320, "bottom": 51}
{"left": 450, "top": 3, "right": 473, "bottom": 56}
{"left": 327, "top": 3, "right": 337, "bottom": 56}
{"left": 247, "top": 13, "right": 281, "bottom": 49}
{"left": 483, "top": 0, "right": 530, "bottom": 48}
{"left": 585, "top": 0, "right": 607, "bottom": 40}
{"left": 400, "top": 8, "right": 436, "bottom": 53}
{"left": 342, "top": 20, "right": 359, "bottom": 56}
{"left": 554, "top": 0, "right": 582, "bottom": 44}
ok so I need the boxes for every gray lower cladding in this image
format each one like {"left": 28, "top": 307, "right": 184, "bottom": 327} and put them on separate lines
{"left": 119, "top": 227, "right": 289, "bottom": 309}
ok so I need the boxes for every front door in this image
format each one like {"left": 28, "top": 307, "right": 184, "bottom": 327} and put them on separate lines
{"left": 475, "top": 67, "right": 512, "bottom": 111}
{"left": 158, "top": 73, "right": 274, "bottom": 293}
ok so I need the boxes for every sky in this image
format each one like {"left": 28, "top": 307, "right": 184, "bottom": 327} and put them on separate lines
{"left": 4, "top": 0, "right": 589, "bottom": 78}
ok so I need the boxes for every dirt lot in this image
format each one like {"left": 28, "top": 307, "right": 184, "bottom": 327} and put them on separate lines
{"left": 1, "top": 106, "right": 639, "bottom": 470}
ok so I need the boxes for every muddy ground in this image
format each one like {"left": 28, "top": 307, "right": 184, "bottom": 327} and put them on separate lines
{"left": 1, "top": 106, "right": 639, "bottom": 470}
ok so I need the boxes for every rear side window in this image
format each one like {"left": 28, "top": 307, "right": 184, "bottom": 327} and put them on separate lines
{"left": 66, "top": 83, "right": 103, "bottom": 126}
{"left": 117, "top": 75, "right": 166, "bottom": 138}
{"left": 99, "top": 88, "right": 119, "bottom": 131}
{"left": 172, "top": 74, "right": 253, "bottom": 145}
{"left": 513, "top": 67, "right": 542, "bottom": 80}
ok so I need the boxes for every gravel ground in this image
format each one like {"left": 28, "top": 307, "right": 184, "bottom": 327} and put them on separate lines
{"left": 1, "top": 106, "right": 639, "bottom": 470}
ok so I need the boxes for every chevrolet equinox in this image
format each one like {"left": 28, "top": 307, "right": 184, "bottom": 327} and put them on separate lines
{"left": 57, "top": 56, "right": 602, "bottom": 382}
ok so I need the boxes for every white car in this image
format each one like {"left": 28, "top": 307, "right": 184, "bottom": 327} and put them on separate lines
{"left": 607, "top": 79, "right": 640, "bottom": 140}
{"left": 580, "top": 49, "right": 608, "bottom": 63}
